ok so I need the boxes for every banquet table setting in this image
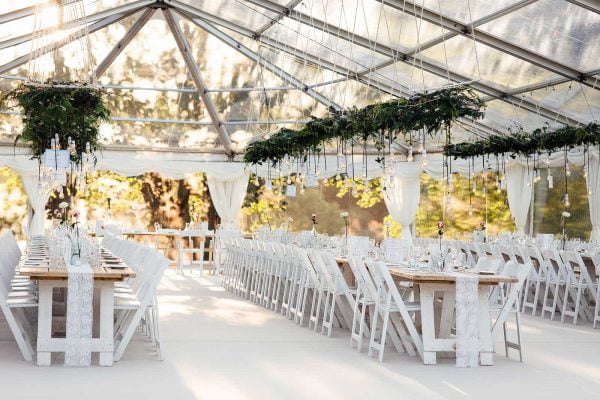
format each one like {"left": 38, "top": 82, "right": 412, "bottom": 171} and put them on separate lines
{"left": 217, "top": 228, "right": 599, "bottom": 367}
{"left": 0, "top": 227, "right": 168, "bottom": 367}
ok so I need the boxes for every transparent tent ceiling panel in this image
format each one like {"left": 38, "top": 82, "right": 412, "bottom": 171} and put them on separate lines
{"left": 178, "top": 0, "right": 280, "bottom": 31}
{"left": 420, "top": 0, "right": 527, "bottom": 24}
{"left": 418, "top": 35, "right": 562, "bottom": 91}
{"left": 478, "top": 0, "right": 600, "bottom": 71}
{"left": 289, "top": 0, "right": 446, "bottom": 51}
{"left": 263, "top": 16, "right": 391, "bottom": 72}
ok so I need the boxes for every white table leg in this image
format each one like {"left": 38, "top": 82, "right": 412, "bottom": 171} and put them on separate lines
{"left": 36, "top": 281, "right": 54, "bottom": 366}
{"left": 98, "top": 282, "right": 115, "bottom": 367}
{"left": 420, "top": 284, "right": 437, "bottom": 365}
{"left": 478, "top": 286, "right": 494, "bottom": 366}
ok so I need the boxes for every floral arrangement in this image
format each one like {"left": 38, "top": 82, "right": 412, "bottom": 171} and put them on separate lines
{"left": 444, "top": 122, "right": 600, "bottom": 159}
{"left": 340, "top": 211, "right": 350, "bottom": 239}
{"left": 437, "top": 221, "right": 445, "bottom": 237}
{"left": 244, "top": 86, "right": 485, "bottom": 165}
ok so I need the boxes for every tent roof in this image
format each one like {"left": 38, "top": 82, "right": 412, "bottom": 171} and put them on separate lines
{"left": 0, "top": 0, "right": 599, "bottom": 156}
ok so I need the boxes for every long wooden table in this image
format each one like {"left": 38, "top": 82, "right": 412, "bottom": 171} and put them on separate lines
{"left": 20, "top": 249, "right": 135, "bottom": 367}
{"left": 337, "top": 258, "right": 518, "bottom": 365}
{"left": 121, "top": 230, "right": 215, "bottom": 273}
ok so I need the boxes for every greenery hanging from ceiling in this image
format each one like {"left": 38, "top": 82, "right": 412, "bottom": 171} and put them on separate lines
{"left": 243, "top": 86, "right": 485, "bottom": 165}
{"left": 444, "top": 122, "right": 600, "bottom": 159}
{"left": 1, "top": 82, "right": 110, "bottom": 164}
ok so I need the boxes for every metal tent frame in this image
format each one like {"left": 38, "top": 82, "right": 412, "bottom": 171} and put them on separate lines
{"left": 0, "top": 0, "right": 598, "bottom": 156}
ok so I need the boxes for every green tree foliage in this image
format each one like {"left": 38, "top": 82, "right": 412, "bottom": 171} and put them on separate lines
{"left": 0, "top": 167, "right": 27, "bottom": 236}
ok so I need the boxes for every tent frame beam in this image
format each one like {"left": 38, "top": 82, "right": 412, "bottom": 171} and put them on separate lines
{"left": 163, "top": 9, "right": 234, "bottom": 154}
{"left": 95, "top": 8, "right": 156, "bottom": 78}
{"left": 0, "top": 7, "right": 143, "bottom": 75}
{"left": 176, "top": 9, "right": 342, "bottom": 112}
{"left": 0, "top": 0, "right": 156, "bottom": 52}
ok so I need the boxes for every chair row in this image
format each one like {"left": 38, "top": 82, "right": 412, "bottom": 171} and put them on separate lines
{"left": 219, "top": 238, "right": 531, "bottom": 363}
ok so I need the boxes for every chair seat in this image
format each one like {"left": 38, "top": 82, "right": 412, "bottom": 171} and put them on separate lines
{"left": 114, "top": 299, "right": 141, "bottom": 309}
{"left": 6, "top": 298, "right": 38, "bottom": 308}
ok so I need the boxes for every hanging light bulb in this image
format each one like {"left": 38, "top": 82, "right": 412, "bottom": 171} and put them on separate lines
{"left": 351, "top": 181, "right": 358, "bottom": 197}
{"left": 566, "top": 164, "right": 571, "bottom": 177}
{"left": 344, "top": 177, "right": 350, "bottom": 189}
{"left": 468, "top": 204, "right": 473, "bottom": 216}
{"left": 407, "top": 146, "right": 414, "bottom": 162}
{"left": 364, "top": 182, "right": 371, "bottom": 194}
{"left": 254, "top": 175, "right": 259, "bottom": 186}
{"left": 564, "top": 193, "right": 570, "bottom": 207}
{"left": 335, "top": 171, "right": 341, "bottom": 181}
{"left": 265, "top": 179, "right": 273, "bottom": 191}
{"left": 548, "top": 174, "right": 554, "bottom": 189}
{"left": 286, "top": 175, "right": 292, "bottom": 185}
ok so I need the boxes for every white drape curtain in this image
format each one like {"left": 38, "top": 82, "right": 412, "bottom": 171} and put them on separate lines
{"left": 20, "top": 174, "right": 51, "bottom": 237}
{"left": 586, "top": 155, "right": 600, "bottom": 241}
{"left": 505, "top": 164, "right": 533, "bottom": 234}
{"left": 207, "top": 173, "right": 250, "bottom": 228}
{"left": 383, "top": 162, "right": 422, "bottom": 240}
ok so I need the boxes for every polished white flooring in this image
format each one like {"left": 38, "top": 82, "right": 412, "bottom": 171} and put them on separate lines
{"left": 1, "top": 270, "right": 600, "bottom": 400}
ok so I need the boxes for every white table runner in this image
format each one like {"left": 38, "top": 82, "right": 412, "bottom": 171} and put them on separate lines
{"left": 65, "top": 262, "right": 94, "bottom": 367}
{"left": 455, "top": 273, "right": 480, "bottom": 368}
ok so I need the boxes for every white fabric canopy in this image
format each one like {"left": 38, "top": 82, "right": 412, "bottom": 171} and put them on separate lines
{"left": 586, "top": 155, "right": 600, "bottom": 241}
{"left": 505, "top": 164, "right": 533, "bottom": 234}
{"left": 207, "top": 174, "right": 249, "bottom": 227}
{"left": 383, "top": 162, "right": 422, "bottom": 240}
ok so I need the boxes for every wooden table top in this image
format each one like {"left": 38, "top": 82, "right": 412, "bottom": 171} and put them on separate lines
{"left": 336, "top": 258, "right": 517, "bottom": 285}
{"left": 122, "top": 230, "right": 215, "bottom": 237}
{"left": 19, "top": 265, "right": 136, "bottom": 281}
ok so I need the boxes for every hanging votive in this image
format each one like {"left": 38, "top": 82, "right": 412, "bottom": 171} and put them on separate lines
{"left": 407, "top": 146, "right": 414, "bottom": 162}
{"left": 344, "top": 177, "right": 350, "bottom": 189}
{"left": 548, "top": 174, "right": 554, "bottom": 189}
{"left": 564, "top": 193, "right": 570, "bottom": 207}
{"left": 335, "top": 172, "right": 341, "bottom": 181}
{"left": 566, "top": 164, "right": 571, "bottom": 177}
{"left": 364, "top": 181, "right": 371, "bottom": 194}
{"left": 286, "top": 175, "right": 292, "bottom": 185}
{"left": 421, "top": 151, "right": 428, "bottom": 168}
{"left": 351, "top": 181, "right": 358, "bottom": 197}
{"left": 254, "top": 175, "right": 259, "bottom": 186}
{"left": 468, "top": 204, "right": 473, "bottom": 216}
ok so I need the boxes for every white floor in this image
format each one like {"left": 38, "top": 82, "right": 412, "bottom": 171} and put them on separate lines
{"left": 1, "top": 271, "right": 600, "bottom": 400}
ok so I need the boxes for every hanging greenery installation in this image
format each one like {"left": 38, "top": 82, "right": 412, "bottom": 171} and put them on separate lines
{"left": 444, "top": 122, "right": 600, "bottom": 159}
{"left": 244, "top": 86, "right": 485, "bottom": 165}
{"left": 2, "top": 82, "right": 110, "bottom": 164}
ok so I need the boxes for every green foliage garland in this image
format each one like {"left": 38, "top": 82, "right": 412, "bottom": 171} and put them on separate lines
{"left": 244, "top": 86, "right": 485, "bottom": 165}
{"left": 444, "top": 122, "right": 600, "bottom": 159}
{"left": 2, "top": 82, "right": 110, "bottom": 164}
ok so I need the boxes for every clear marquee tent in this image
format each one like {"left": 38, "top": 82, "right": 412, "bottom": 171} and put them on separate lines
{"left": 0, "top": 0, "right": 599, "bottom": 238}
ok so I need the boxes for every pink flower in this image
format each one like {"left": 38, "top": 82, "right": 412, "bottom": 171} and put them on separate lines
{"left": 437, "top": 221, "right": 445, "bottom": 229}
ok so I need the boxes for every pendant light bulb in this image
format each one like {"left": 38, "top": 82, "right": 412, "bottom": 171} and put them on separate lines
{"left": 351, "top": 182, "right": 358, "bottom": 197}
{"left": 407, "top": 147, "right": 414, "bottom": 162}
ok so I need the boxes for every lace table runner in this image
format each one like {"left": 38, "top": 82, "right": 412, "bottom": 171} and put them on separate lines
{"left": 455, "top": 274, "right": 479, "bottom": 368}
{"left": 65, "top": 262, "right": 94, "bottom": 367}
